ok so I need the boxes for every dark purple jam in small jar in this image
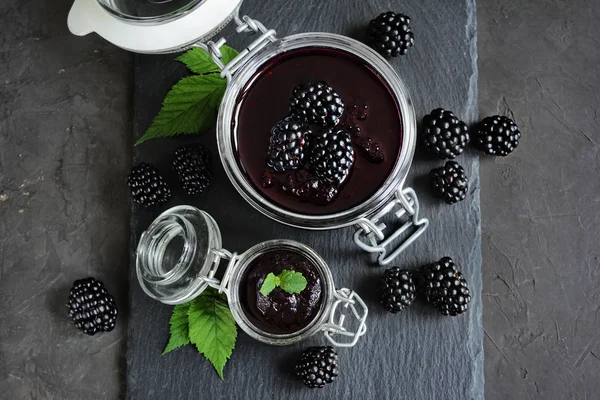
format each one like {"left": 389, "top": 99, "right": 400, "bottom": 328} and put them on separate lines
{"left": 240, "top": 249, "right": 325, "bottom": 335}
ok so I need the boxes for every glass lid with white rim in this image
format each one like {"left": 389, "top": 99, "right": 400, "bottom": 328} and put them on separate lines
{"left": 68, "top": 0, "right": 242, "bottom": 53}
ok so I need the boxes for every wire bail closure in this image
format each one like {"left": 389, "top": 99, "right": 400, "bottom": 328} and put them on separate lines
{"left": 194, "top": 13, "right": 277, "bottom": 81}
{"left": 321, "top": 288, "right": 368, "bottom": 348}
{"left": 353, "top": 187, "right": 429, "bottom": 266}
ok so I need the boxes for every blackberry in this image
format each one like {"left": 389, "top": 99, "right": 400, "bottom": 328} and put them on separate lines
{"left": 367, "top": 12, "right": 415, "bottom": 57}
{"left": 289, "top": 81, "right": 345, "bottom": 127}
{"left": 266, "top": 116, "right": 311, "bottom": 172}
{"left": 378, "top": 267, "right": 416, "bottom": 313}
{"left": 430, "top": 161, "right": 468, "bottom": 204}
{"left": 127, "top": 162, "right": 171, "bottom": 207}
{"left": 421, "top": 108, "right": 471, "bottom": 159}
{"left": 295, "top": 346, "right": 339, "bottom": 388}
{"left": 172, "top": 144, "right": 212, "bottom": 195}
{"left": 473, "top": 115, "right": 521, "bottom": 156}
{"left": 67, "top": 277, "right": 118, "bottom": 335}
{"left": 308, "top": 128, "right": 355, "bottom": 186}
{"left": 420, "top": 257, "right": 471, "bottom": 316}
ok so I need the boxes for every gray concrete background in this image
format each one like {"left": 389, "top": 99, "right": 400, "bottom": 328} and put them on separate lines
{"left": 0, "top": 0, "right": 598, "bottom": 399}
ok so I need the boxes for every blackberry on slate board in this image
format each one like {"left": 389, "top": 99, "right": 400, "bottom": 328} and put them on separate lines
{"left": 289, "top": 81, "right": 345, "bottom": 127}
{"left": 266, "top": 116, "right": 311, "bottom": 172}
{"left": 67, "top": 277, "right": 118, "bottom": 335}
{"left": 295, "top": 346, "right": 339, "bottom": 388}
{"left": 367, "top": 11, "right": 415, "bottom": 57}
{"left": 308, "top": 128, "right": 355, "bottom": 186}
{"left": 127, "top": 162, "right": 171, "bottom": 207}
{"left": 172, "top": 144, "right": 212, "bottom": 194}
{"left": 420, "top": 257, "right": 471, "bottom": 316}
{"left": 473, "top": 115, "right": 521, "bottom": 156}
{"left": 421, "top": 108, "right": 471, "bottom": 159}
{"left": 379, "top": 267, "right": 417, "bottom": 313}
{"left": 430, "top": 161, "right": 469, "bottom": 204}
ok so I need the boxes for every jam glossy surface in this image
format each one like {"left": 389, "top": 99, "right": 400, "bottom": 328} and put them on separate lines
{"left": 240, "top": 250, "right": 324, "bottom": 335}
{"left": 232, "top": 47, "right": 403, "bottom": 215}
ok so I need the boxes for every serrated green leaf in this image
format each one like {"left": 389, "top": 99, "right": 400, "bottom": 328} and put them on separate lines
{"left": 175, "top": 47, "right": 220, "bottom": 75}
{"left": 259, "top": 272, "right": 279, "bottom": 296}
{"left": 278, "top": 270, "right": 308, "bottom": 294}
{"left": 175, "top": 45, "right": 239, "bottom": 75}
{"left": 162, "top": 302, "right": 191, "bottom": 355}
{"left": 220, "top": 46, "right": 239, "bottom": 65}
{"left": 136, "top": 74, "right": 226, "bottom": 145}
{"left": 188, "top": 288, "right": 237, "bottom": 379}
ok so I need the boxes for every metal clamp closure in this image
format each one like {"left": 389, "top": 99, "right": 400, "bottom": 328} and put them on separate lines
{"left": 199, "top": 248, "right": 240, "bottom": 294}
{"left": 321, "top": 288, "right": 368, "bottom": 348}
{"left": 353, "top": 187, "right": 429, "bottom": 266}
{"left": 195, "top": 13, "right": 277, "bottom": 81}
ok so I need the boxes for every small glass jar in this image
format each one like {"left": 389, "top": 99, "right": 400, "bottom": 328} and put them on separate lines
{"left": 136, "top": 205, "right": 368, "bottom": 347}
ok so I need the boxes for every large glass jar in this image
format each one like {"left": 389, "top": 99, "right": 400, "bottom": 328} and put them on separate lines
{"left": 136, "top": 205, "right": 368, "bottom": 347}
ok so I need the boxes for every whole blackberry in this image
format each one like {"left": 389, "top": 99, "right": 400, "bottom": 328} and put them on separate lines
{"left": 308, "top": 128, "right": 355, "bottom": 186}
{"left": 295, "top": 346, "right": 339, "bottom": 388}
{"left": 430, "top": 161, "right": 468, "bottom": 204}
{"left": 420, "top": 257, "right": 471, "bottom": 316}
{"left": 127, "top": 163, "right": 171, "bottom": 207}
{"left": 289, "top": 81, "right": 345, "bottom": 127}
{"left": 67, "top": 277, "right": 118, "bottom": 335}
{"left": 367, "top": 11, "right": 415, "bottom": 57}
{"left": 378, "top": 267, "right": 416, "bottom": 313}
{"left": 422, "top": 108, "right": 471, "bottom": 159}
{"left": 172, "top": 144, "right": 212, "bottom": 195}
{"left": 266, "top": 116, "right": 311, "bottom": 172}
{"left": 473, "top": 115, "right": 521, "bottom": 156}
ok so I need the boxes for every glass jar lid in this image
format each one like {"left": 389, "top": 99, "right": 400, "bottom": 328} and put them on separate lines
{"left": 97, "top": 0, "right": 204, "bottom": 21}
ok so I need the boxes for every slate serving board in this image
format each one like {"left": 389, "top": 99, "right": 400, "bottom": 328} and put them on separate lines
{"left": 126, "top": 0, "right": 482, "bottom": 398}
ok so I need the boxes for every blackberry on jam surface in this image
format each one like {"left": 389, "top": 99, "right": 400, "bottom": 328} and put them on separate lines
{"left": 379, "top": 267, "right": 416, "bottom": 313}
{"left": 127, "top": 162, "right": 171, "bottom": 207}
{"left": 420, "top": 257, "right": 471, "bottom": 316}
{"left": 289, "top": 81, "right": 345, "bottom": 127}
{"left": 421, "top": 108, "right": 471, "bottom": 159}
{"left": 172, "top": 144, "right": 212, "bottom": 195}
{"left": 266, "top": 116, "right": 311, "bottom": 172}
{"left": 67, "top": 277, "right": 118, "bottom": 335}
{"left": 473, "top": 115, "right": 521, "bottom": 156}
{"left": 430, "top": 161, "right": 468, "bottom": 204}
{"left": 295, "top": 346, "right": 339, "bottom": 388}
{"left": 367, "top": 11, "right": 415, "bottom": 57}
{"left": 308, "top": 128, "right": 355, "bottom": 186}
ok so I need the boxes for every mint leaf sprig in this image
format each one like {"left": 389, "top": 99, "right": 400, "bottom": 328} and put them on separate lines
{"left": 136, "top": 46, "right": 239, "bottom": 145}
{"left": 163, "top": 287, "right": 237, "bottom": 380}
{"left": 260, "top": 270, "right": 308, "bottom": 296}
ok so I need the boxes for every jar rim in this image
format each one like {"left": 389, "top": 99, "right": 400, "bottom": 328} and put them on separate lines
{"left": 227, "top": 239, "right": 335, "bottom": 345}
{"left": 217, "top": 32, "right": 416, "bottom": 230}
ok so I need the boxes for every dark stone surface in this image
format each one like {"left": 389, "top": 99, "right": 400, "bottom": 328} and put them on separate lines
{"left": 2, "top": 0, "right": 599, "bottom": 399}
{"left": 125, "top": 1, "right": 481, "bottom": 399}
{"left": 478, "top": 1, "right": 600, "bottom": 399}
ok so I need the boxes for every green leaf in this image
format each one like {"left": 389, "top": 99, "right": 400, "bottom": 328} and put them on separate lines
{"left": 175, "top": 45, "right": 239, "bottom": 75}
{"left": 136, "top": 74, "right": 226, "bottom": 145}
{"left": 188, "top": 288, "right": 237, "bottom": 379}
{"left": 175, "top": 47, "right": 220, "bottom": 75}
{"left": 278, "top": 270, "right": 308, "bottom": 294}
{"left": 259, "top": 272, "right": 279, "bottom": 296}
{"left": 162, "top": 302, "right": 191, "bottom": 355}
{"left": 220, "top": 46, "right": 239, "bottom": 65}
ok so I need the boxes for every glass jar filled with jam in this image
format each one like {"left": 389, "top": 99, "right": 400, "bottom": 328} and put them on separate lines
{"left": 136, "top": 205, "right": 368, "bottom": 347}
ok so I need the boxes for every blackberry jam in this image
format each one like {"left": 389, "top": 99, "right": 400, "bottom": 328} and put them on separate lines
{"left": 232, "top": 48, "right": 403, "bottom": 215}
{"left": 240, "top": 249, "right": 324, "bottom": 335}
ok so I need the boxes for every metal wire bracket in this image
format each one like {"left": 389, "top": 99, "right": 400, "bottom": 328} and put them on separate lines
{"left": 353, "top": 187, "right": 429, "bottom": 266}
{"left": 322, "top": 288, "right": 368, "bottom": 348}
{"left": 194, "top": 13, "right": 277, "bottom": 81}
